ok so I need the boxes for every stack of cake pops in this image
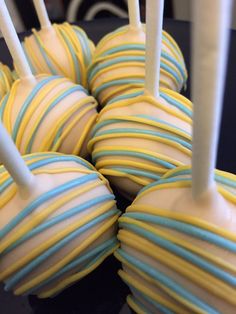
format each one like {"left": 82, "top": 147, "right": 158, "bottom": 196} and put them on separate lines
{"left": 115, "top": 0, "right": 236, "bottom": 313}
{"left": 88, "top": 0, "right": 192, "bottom": 200}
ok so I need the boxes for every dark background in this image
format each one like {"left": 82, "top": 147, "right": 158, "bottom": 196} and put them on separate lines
{"left": 12, "top": 0, "right": 173, "bottom": 29}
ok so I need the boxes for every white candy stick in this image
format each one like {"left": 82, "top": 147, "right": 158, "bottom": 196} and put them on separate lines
{"left": 144, "top": 0, "right": 164, "bottom": 98}
{"left": 0, "top": 122, "right": 35, "bottom": 195}
{"left": 0, "top": 0, "right": 35, "bottom": 81}
{"left": 33, "top": 0, "right": 51, "bottom": 29}
{"left": 128, "top": 0, "right": 141, "bottom": 29}
{"left": 192, "top": 0, "right": 232, "bottom": 199}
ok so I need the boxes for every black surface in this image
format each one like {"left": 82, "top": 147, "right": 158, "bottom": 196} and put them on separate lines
{"left": 0, "top": 17, "right": 236, "bottom": 314}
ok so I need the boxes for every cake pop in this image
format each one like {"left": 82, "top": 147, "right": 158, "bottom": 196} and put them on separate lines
{"left": 22, "top": 0, "right": 94, "bottom": 87}
{"left": 115, "top": 1, "right": 236, "bottom": 313}
{"left": 88, "top": 0, "right": 192, "bottom": 199}
{"left": 0, "top": 0, "right": 97, "bottom": 158}
{"left": 0, "top": 62, "right": 14, "bottom": 99}
{"left": 88, "top": 0, "right": 187, "bottom": 106}
{"left": 0, "top": 120, "right": 119, "bottom": 298}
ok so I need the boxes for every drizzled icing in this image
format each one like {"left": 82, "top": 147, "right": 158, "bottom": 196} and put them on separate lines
{"left": 88, "top": 25, "right": 187, "bottom": 106}
{"left": 0, "top": 63, "right": 14, "bottom": 100}
{"left": 88, "top": 88, "right": 192, "bottom": 199}
{"left": 22, "top": 23, "right": 94, "bottom": 87}
{"left": 0, "top": 152, "right": 120, "bottom": 298}
{"left": 115, "top": 166, "right": 236, "bottom": 314}
{"left": 0, "top": 75, "right": 98, "bottom": 157}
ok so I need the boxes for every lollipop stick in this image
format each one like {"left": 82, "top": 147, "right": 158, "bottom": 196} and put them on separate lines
{"left": 0, "top": 123, "right": 35, "bottom": 196}
{"left": 0, "top": 0, "right": 35, "bottom": 82}
{"left": 192, "top": 0, "right": 232, "bottom": 199}
{"left": 33, "top": 0, "right": 51, "bottom": 29}
{"left": 128, "top": 0, "right": 141, "bottom": 29}
{"left": 144, "top": 0, "right": 164, "bottom": 98}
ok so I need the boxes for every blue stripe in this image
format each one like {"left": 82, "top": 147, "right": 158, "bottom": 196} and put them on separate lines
{"left": 110, "top": 167, "right": 161, "bottom": 180}
{"left": 92, "top": 150, "right": 175, "bottom": 169}
{"left": 160, "top": 92, "right": 192, "bottom": 117}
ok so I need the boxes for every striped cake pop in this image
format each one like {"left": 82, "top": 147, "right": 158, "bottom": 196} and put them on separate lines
{"left": 0, "top": 120, "right": 119, "bottom": 298}
{"left": 88, "top": 0, "right": 192, "bottom": 199}
{"left": 22, "top": 0, "right": 94, "bottom": 87}
{"left": 115, "top": 0, "right": 236, "bottom": 313}
{"left": 0, "top": 0, "right": 97, "bottom": 158}
{"left": 88, "top": 0, "right": 187, "bottom": 107}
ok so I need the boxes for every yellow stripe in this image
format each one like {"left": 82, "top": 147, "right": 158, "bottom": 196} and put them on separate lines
{"left": 2, "top": 80, "right": 19, "bottom": 133}
{"left": 54, "top": 24, "right": 76, "bottom": 80}
{"left": 95, "top": 159, "right": 166, "bottom": 174}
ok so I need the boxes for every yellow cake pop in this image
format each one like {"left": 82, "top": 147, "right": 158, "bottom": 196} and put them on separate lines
{"left": 0, "top": 122, "right": 119, "bottom": 298}
{"left": 22, "top": 0, "right": 94, "bottom": 88}
{"left": 88, "top": 0, "right": 187, "bottom": 106}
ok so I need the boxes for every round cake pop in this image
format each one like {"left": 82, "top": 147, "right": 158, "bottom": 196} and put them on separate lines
{"left": 22, "top": 0, "right": 94, "bottom": 87}
{"left": 0, "top": 1, "right": 97, "bottom": 158}
{"left": 0, "top": 62, "right": 14, "bottom": 99}
{"left": 88, "top": 1, "right": 192, "bottom": 199}
{"left": 0, "top": 121, "right": 119, "bottom": 298}
{"left": 88, "top": 0, "right": 187, "bottom": 107}
{"left": 115, "top": 166, "right": 236, "bottom": 314}
{"left": 115, "top": 0, "right": 236, "bottom": 312}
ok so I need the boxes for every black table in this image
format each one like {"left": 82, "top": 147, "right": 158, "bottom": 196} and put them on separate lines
{"left": 0, "top": 18, "right": 235, "bottom": 314}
